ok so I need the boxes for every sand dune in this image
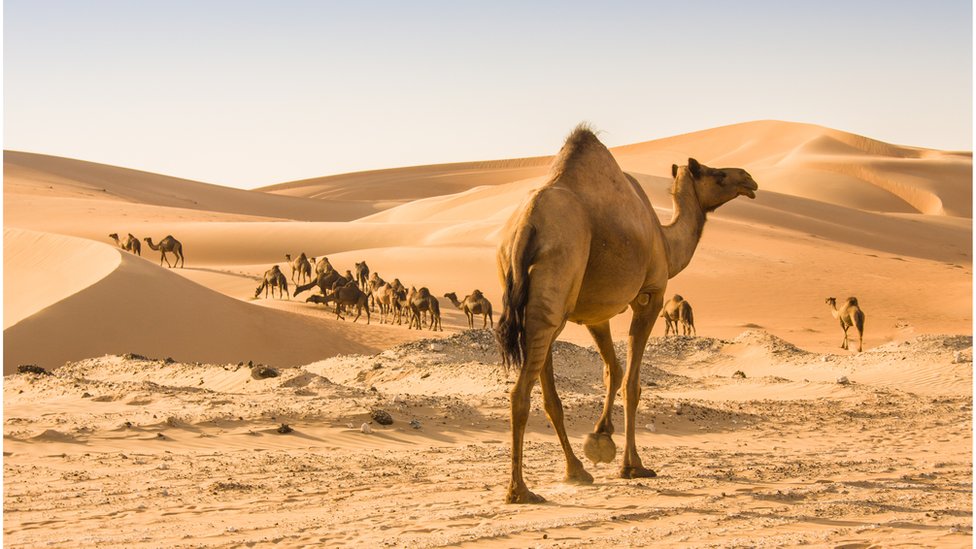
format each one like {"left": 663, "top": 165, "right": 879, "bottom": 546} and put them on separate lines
{"left": 3, "top": 120, "right": 971, "bottom": 546}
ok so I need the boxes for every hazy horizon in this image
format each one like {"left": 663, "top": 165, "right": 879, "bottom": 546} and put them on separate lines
{"left": 5, "top": 1, "right": 973, "bottom": 189}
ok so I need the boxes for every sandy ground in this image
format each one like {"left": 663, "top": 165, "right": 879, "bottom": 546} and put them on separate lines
{"left": 3, "top": 120, "right": 972, "bottom": 546}
{"left": 3, "top": 331, "right": 971, "bottom": 547}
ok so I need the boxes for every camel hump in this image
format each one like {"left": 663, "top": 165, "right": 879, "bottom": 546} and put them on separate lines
{"left": 471, "top": 289, "right": 483, "bottom": 298}
{"left": 846, "top": 297, "right": 859, "bottom": 307}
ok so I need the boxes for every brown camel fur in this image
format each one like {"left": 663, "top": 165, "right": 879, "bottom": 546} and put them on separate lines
{"left": 659, "top": 294, "right": 683, "bottom": 336}
{"left": 444, "top": 290, "right": 494, "bottom": 329}
{"left": 143, "top": 235, "right": 184, "bottom": 268}
{"left": 495, "top": 125, "right": 757, "bottom": 504}
{"left": 313, "top": 257, "right": 333, "bottom": 276}
{"left": 286, "top": 253, "right": 312, "bottom": 285}
{"left": 293, "top": 268, "right": 348, "bottom": 298}
{"left": 409, "top": 287, "right": 442, "bottom": 331}
{"left": 307, "top": 283, "right": 370, "bottom": 323}
{"left": 254, "top": 265, "right": 289, "bottom": 299}
{"left": 370, "top": 279, "right": 395, "bottom": 323}
{"left": 677, "top": 299, "right": 696, "bottom": 336}
{"left": 826, "top": 297, "right": 865, "bottom": 352}
{"left": 109, "top": 233, "right": 141, "bottom": 256}
{"left": 355, "top": 261, "right": 370, "bottom": 290}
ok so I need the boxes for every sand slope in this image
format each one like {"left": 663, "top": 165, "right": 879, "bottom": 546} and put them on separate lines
{"left": 3, "top": 229, "right": 382, "bottom": 373}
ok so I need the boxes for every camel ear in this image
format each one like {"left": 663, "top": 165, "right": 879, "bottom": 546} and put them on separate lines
{"left": 688, "top": 158, "right": 701, "bottom": 179}
{"left": 671, "top": 164, "right": 678, "bottom": 178}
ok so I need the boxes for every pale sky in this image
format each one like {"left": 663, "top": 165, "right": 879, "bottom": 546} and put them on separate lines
{"left": 4, "top": 1, "right": 973, "bottom": 189}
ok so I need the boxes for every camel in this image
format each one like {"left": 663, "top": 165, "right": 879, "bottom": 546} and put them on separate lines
{"left": 409, "top": 287, "right": 442, "bottom": 331}
{"left": 370, "top": 279, "right": 396, "bottom": 323}
{"left": 444, "top": 290, "right": 494, "bottom": 329}
{"left": 293, "top": 268, "right": 349, "bottom": 298}
{"left": 254, "top": 265, "right": 289, "bottom": 299}
{"left": 285, "top": 253, "right": 312, "bottom": 285}
{"left": 392, "top": 288, "right": 411, "bottom": 325}
{"left": 108, "top": 233, "right": 141, "bottom": 256}
{"left": 660, "top": 295, "right": 695, "bottom": 336}
{"left": 143, "top": 235, "right": 185, "bottom": 268}
{"left": 307, "top": 282, "right": 370, "bottom": 323}
{"left": 314, "top": 257, "right": 333, "bottom": 276}
{"left": 355, "top": 261, "right": 370, "bottom": 290}
{"left": 494, "top": 125, "right": 757, "bottom": 504}
{"left": 825, "top": 297, "right": 865, "bottom": 352}
{"left": 659, "top": 294, "right": 683, "bottom": 336}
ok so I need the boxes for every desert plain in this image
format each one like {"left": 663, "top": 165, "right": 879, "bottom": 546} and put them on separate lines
{"left": 3, "top": 120, "right": 972, "bottom": 547}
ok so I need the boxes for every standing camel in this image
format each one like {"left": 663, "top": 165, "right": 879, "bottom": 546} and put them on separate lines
{"left": 495, "top": 125, "right": 757, "bottom": 504}
{"left": 825, "top": 297, "right": 865, "bottom": 352}
{"left": 660, "top": 295, "right": 696, "bottom": 336}
{"left": 355, "top": 261, "right": 370, "bottom": 290}
{"left": 143, "top": 236, "right": 185, "bottom": 268}
{"left": 444, "top": 290, "right": 494, "bottom": 329}
{"left": 254, "top": 265, "right": 289, "bottom": 299}
{"left": 307, "top": 283, "right": 370, "bottom": 323}
{"left": 409, "top": 287, "right": 442, "bottom": 331}
{"left": 286, "top": 253, "right": 312, "bottom": 285}
{"left": 109, "top": 233, "right": 141, "bottom": 256}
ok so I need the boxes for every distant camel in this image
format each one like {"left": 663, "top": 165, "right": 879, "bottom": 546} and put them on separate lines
{"left": 109, "top": 233, "right": 141, "bottom": 256}
{"left": 370, "top": 279, "right": 395, "bottom": 323}
{"left": 659, "top": 295, "right": 695, "bottom": 336}
{"left": 294, "top": 269, "right": 348, "bottom": 298}
{"left": 143, "top": 236, "right": 184, "bottom": 268}
{"left": 355, "top": 261, "right": 370, "bottom": 290}
{"left": 307, "top": 282, "right": 370, "bottom": 323}
{"left": 392, "top": 288, "right": 411, "bottom": 325}
{"left": 495, "top": 125, "right": 757, "bottom": 503}
{"left": 286, "top": 253, "right": 312, "bottom": 285}
{"left": 255, "top": 265, "right": 289, "bottom": 299}
{"left": 444, "top": 290, "right": 494, "bottom": 329}
{"left": 826, "top": 297, "right": 865, "bottom": 352}
{"left": 313, "top": 257, "right": 333, "bottom": 276}
{"left": 409, "top": 287, "right": 442, "bottom": 331}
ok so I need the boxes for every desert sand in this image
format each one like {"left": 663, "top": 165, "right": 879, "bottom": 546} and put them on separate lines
{"left": 3, "top": 120, "right": 972, "bottom": 547}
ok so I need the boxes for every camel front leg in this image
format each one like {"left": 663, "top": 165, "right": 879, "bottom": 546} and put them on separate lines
{"left": 538, "top": 346, "right": 592, "bottom": 485}
{"left": 620, "top": 291, "right": 662, "bottom": 479}
{"left": 840, "top": 321, "right": 850, "bottom": 350}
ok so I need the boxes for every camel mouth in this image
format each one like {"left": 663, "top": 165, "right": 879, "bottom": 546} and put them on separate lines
{"left": 740, "top": 188, "right": 756, "bottom": 199}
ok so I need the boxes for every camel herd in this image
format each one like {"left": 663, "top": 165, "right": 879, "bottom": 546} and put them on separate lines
{"left": 252, "top": 254, "right": 490, "bottom": 332}
{"left": 109, "top": 233, "right": 185, "bottom": 268}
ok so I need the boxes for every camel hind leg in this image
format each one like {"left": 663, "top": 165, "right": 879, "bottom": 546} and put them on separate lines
{"left": 854, "top": 311, "right": 865, "bottom": 352}
{"left": 583, "top": 321, "right": 622, "bottom": 466}
{"left": 539, "top": 345, "right": 592, "bottom": 485}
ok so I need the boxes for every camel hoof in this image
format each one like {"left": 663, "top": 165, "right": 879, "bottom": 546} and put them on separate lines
{"left": 582, "top": 432, "right": 616, "bottom": 464}
{"left": 620, "top": 466, "right": 657, "bottom": 479}
{"left": 565, "top": 467, "right": 594, "bottom": 485}
{"left": 505, "top": 489, "right": 546, "bottom": 504}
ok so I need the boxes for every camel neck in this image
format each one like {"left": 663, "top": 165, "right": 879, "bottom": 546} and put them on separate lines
{"left": 661, "top": 174, "right": 706, "bottom": 278}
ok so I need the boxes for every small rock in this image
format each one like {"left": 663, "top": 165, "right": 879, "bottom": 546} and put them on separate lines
{"left": 836, "top": 376, "right": 850, "bottom": 385}
{"left": 821, "top": 355, "right": 831, "bottom": 362}
{"left": 645, "top": 423, "right": 657, "bottom": 432}
{"left": 371, "top": 409, "right": 394, "bottom": 426}
{"left": 251, "top": 365, "right": 279, "bottom": 379}
{"left": 361, "top": 423, "right": 373, "bottom": 434}
{"left": 17, "top": 364, "right": 49, "bottom": 375}
{"left": 732, "top": 370, "right": 746, "bottom": 379}
{"left": 420, "top": 372, "right": 431, "bottom": 379}
{"left": 156, "top": 433, "right": 166, "bottom": 439}
{"left": 372, "top": 363, "right": 383, "bottom": 370}
{"left": 276, "top": 424, "right": 293, "bottom": 434}
{"left": 81, "top": 392, "right": 92, "bottom": 398}
{"left": 409, "top": 419, "right": 422, "bottom": 430}
{"left": 428, "top": 343, "right": 444, "bottom": 352}
{"left": 164, "top": 357, "right": 176, "bottom": 364}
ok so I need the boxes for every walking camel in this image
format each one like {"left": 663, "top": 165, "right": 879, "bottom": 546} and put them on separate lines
{"left": 495, "top": 125, "right": 757, "bottom": 504}
{"left": 143, "top": 236, "right": 184, "bottom": 268}
{"left": 254, "top": 265, "right": 289, "bottom": 299}
{"left": 286, "top": 253, "right": 312, "bottom": 285}
{"left": 444, "top": 290, "right": 494, "bottom": 329}
{"left": 354, "top": 261, "right": 370, "bottom": 290}
{"left": 409, "top": 287, "right": 442, "bottom": 331}
{"left": 108, "top": 233, "right": 141, "bottom": 256}
{"left": 825, "top": 297, "right": 865, "bottom": 352}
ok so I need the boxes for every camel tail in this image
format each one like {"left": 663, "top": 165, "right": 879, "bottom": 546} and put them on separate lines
{"left": 495, "top": 224, "right": 535, "bottom": 371}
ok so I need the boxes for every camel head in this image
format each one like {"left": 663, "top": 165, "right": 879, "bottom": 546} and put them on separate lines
{"left": 672, "top": 158, "right": 758, "bottom": 212}
{"left": 285, "top": 253, "right": 292, "bottom": 261}
{"left": 108, "top": 233, "right": 119, "bottom": 241}
{"left": 825, "top": 297, "right": 837, "bottom": 307}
